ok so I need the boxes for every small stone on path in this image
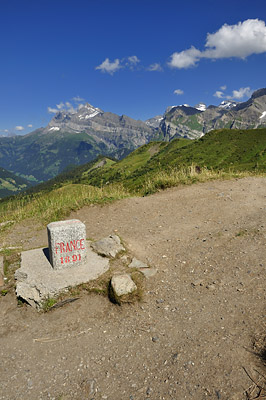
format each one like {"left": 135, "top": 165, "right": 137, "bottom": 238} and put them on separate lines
{"left": 139, "top": 268, "right": 157, "bottom": 278}
{"left": 91, "top": 235, "right": 125, "bottom": 258}
{"left": 129, "top": 257, "right": 149, "bottom": 269}
{"left": 111, "top": 274, "right": 137, "bottom": 297}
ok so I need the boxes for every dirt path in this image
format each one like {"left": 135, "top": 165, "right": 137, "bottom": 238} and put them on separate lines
{"left": 1, "top": 176, "right": 265, "bottom": 400}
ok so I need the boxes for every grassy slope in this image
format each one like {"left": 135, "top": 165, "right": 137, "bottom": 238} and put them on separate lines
{"left": 11, "top": 128, "right": 266, "bottom": 195}
{"left": 77, "top": 140, "right": 190, "bottom": 189}
{"left": 0, "top": 128, "right": 265, "bottom": 224}
{"left": 144, "top": 128, "right": 265, "bottom": 171}
{"left": 75, "top": 129, "right": 266, "bottom": 190}
{"left": 0, "top": 167, "right": 32, "bottom": 198}
{"left": 25, "top": 155, "right": 116, "bottom": 194}
{"left": 0, "top": 130, "right": 111, "bottom": 182}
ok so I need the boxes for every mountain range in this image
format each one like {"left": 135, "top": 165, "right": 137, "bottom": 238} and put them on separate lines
{"left": 22, "top": 128, "right": 266, "bottom": 198}
{"left": 157, "top": 88, "right": 266, "bottom": 139}
{"left": 0, "top": 105, "right": 156, "bottom": 183}
{"left": 0, "top": 88, "right": 266, "bottom": 194}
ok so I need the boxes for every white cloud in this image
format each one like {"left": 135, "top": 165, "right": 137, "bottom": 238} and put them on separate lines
{"left": 229, "top": 87, "right": 252, "bottom": 99}
{"left": 72, "top": 96, "right": 85, "bottom": 102}
{"left": 174, "top": 89, "right": 184, "bottom": 95}
{"left": 169, "top": 46, "right": 201, "bottom": 69}
{"left": 126, "top": 55, "right": 141, "bottom": 70}
{"left": 220, "top": 85, "right": 227, "bottom": 91}
{"left": 214, "top": 90, "right": 225, "bottom": 98}
{"left": 147, "top": 63, "right": 163, "bottom": 72}
{"left": 169, "top": 19, "right": 266, "bottom": 69}
{"left": 213, "top": 86, "right": 252, "bottom": 100}
{"left": 48, "top": 107, "right": 59, "bottom": 114}
{"left": 48, "top": 101, "right": 76, "bottom": 114}
{"left": 15, "top": 126, "right": 24, "bottom": 131}
{"left": 95, "top": 55, "right": 144, "bottom": 74}
{"left": 96, "top": 55, "right": 168, "bottom": 74}
{"left": 204, "top": 19, "right": 266, "bottom": 59}
{"left": 128, "top": 55, "right": 140, "bottom": 65}
{"left": 95, "top": 58, "right": 121, "bottom": 75}
{"left": 65, "top": 101, "right": 75, "bottom": 113}
{"left": 56, "top": 102, "right": 65, "bottom": 110}
{"left": 27, "top": 124, "right": 33, "bottom": 128}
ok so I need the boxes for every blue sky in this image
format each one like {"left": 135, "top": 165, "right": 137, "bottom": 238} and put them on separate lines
{"left": 1, "top": 0, "right": 266, "bottom": 135}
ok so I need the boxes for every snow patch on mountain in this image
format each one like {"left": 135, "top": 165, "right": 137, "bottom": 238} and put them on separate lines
{"left": 79, "top": 110, "right": 100, "bottom": 120}
{"left": 85, "top": 111, "right": 99, "bottom": 119}
{"left": 219, "top": 101, "right": 237, "bottom": 110}
{"left": 77, "top": 103, "right": 102, "bottom": 120}
{"left": 145, "top": 115, "right": 164, "bottom": 128}
{"left": 195, "top": 103, "right": 207, "bottom": 112}
{"left": 259, "top": 111, "right": 266, "bottom": 119}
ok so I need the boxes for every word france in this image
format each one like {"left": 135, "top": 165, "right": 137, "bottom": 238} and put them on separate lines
{"left": 55, "top": 239, "right": 85, "bottom": 265}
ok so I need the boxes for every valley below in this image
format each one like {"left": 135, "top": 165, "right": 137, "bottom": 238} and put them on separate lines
{"left": 0, "top": 176, "right": 265, "bottom": 399}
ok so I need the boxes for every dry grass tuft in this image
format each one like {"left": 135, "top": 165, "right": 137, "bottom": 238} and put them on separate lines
{"left": 0, "top": 183, "right": 130, "bottom": 226}
{"left": 143, "top": 165, "right": 254, "bottom": 195}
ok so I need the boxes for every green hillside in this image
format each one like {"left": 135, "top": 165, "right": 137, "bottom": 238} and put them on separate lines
{"left": 76, "top": 139, "right": 190, "bottom": 188}
{"left": 0, "top": 167, "right": 32, "bottom": 198}
{"left": 25, "top": 155, "right": 116, "bottom": 194}
{"left": 0, "top": 128, "right": 265, "bottom": 225}
{"left": 72, "top": 128, "right": 266, "bottom": 190}
{"left": 23, "top": 128, "right": 266, "bottom": 194}
{"left": 0, "top": 130, "right": 112, "bottom": 182}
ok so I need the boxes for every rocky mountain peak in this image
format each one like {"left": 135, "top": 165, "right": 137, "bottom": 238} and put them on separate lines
{"left": 145, "top": 115, "right": 164, "bottom": 128}
{"left": 158, "top": 88, "right": 266, "bottom": 140}
{"left": 251, "top": 88, "right": 266, "bottom": 99}
{"left": 76, "top": 103, "right": 103, "bottom": 120}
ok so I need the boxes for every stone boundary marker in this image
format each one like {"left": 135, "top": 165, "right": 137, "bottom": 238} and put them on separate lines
{"left": 47, "top": 219, "right": 87, "bottom": 270}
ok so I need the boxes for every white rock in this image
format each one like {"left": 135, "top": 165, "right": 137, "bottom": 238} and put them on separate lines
{"left": 91, "top": 235, "right": 125, "bottom": 258}
{"left": 139, "top": 268, "right": 157, "bottom": 278}
{"left": 111, "top": 274, "right": 137, "bottom": 297}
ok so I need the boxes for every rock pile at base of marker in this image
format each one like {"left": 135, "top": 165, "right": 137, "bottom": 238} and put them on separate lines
{"left": 15, "top": 219, "right": 110, "bottom": 309}
{"left": 14, "top": 219, "right": 157, "bottom": 309}
{"left": 15, "top": 245, "right": 109, "bottom": 309}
